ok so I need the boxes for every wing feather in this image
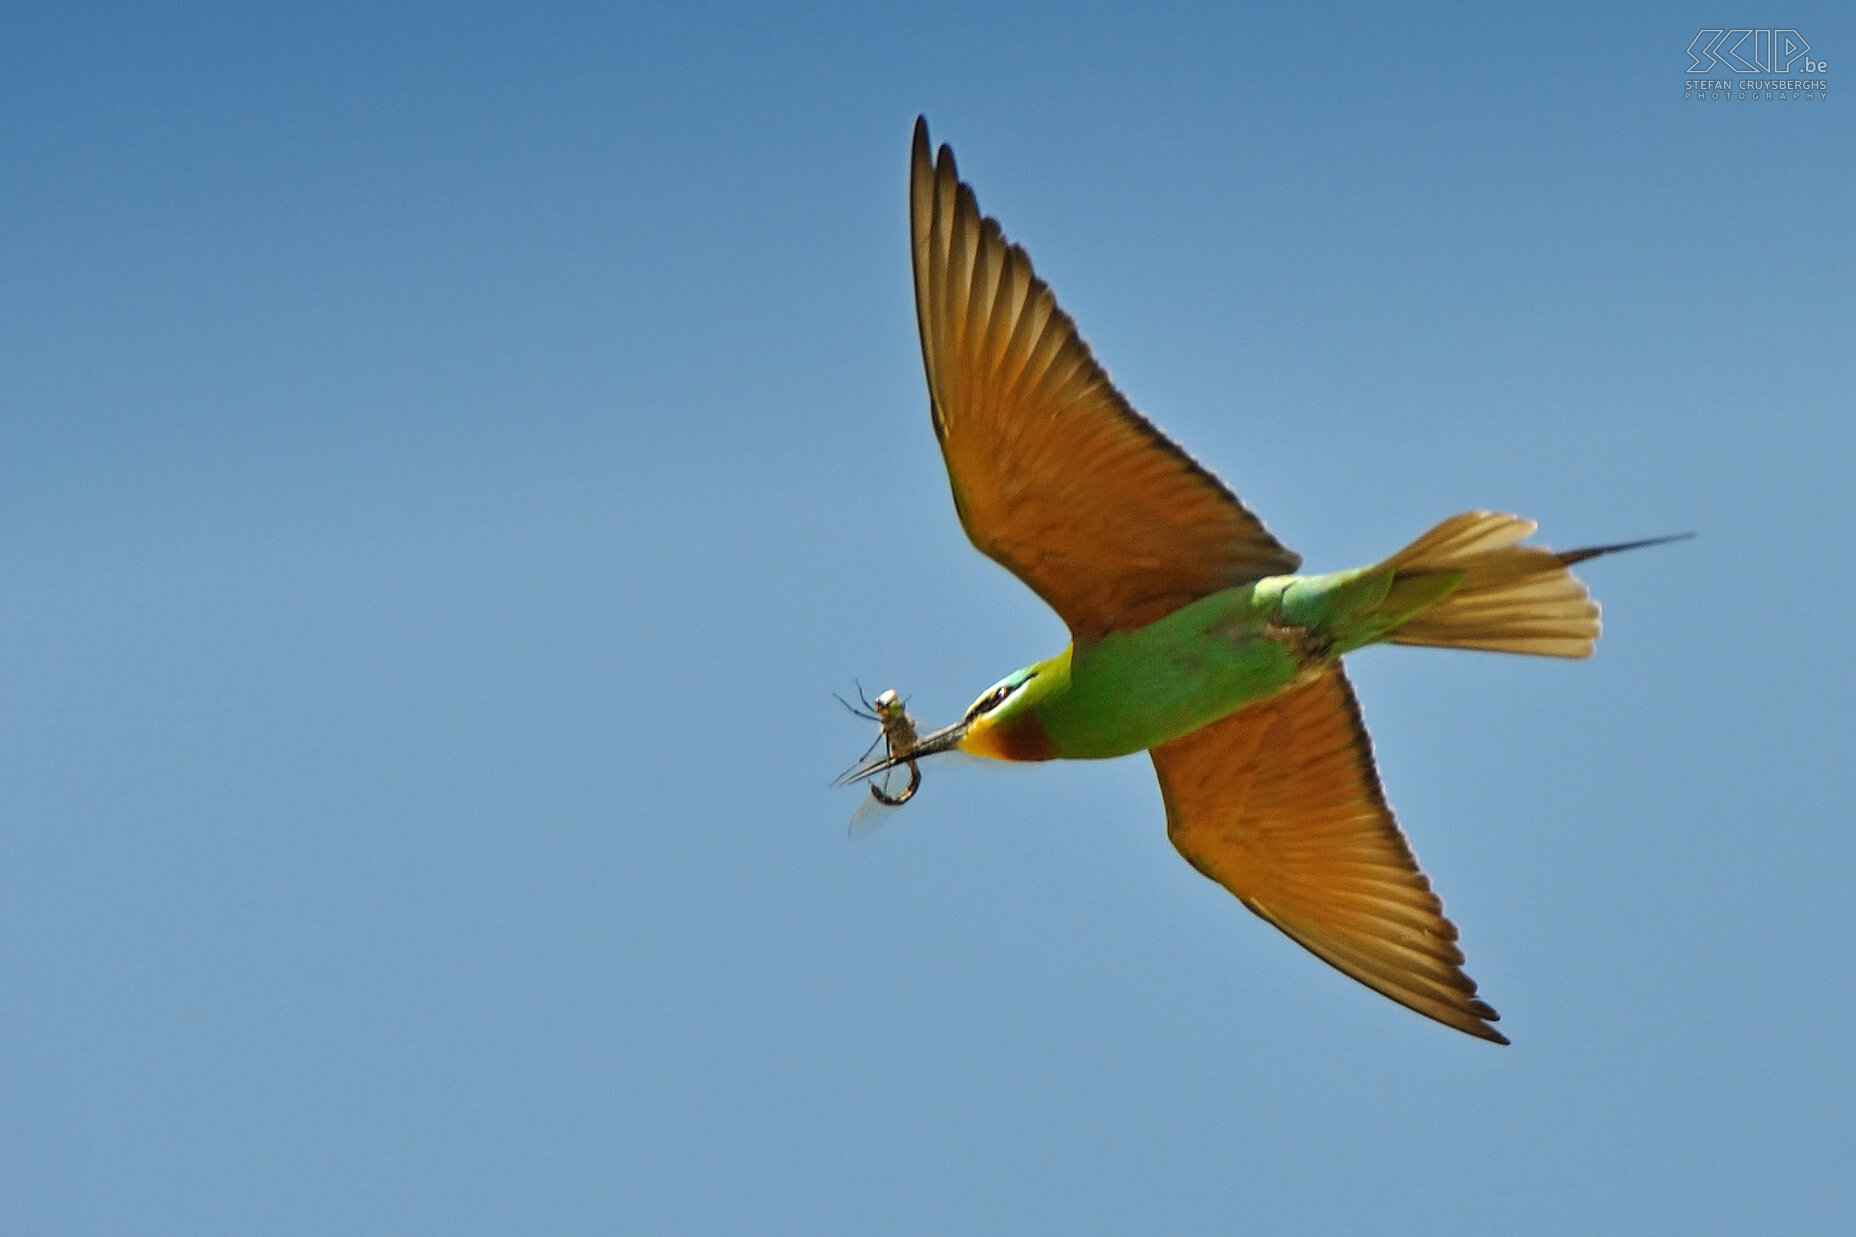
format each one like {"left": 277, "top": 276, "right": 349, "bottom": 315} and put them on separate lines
{"left": 910, "top": 119, "right": 1299, "bottom": 640}
{"left": 1150, "top": 667, "right": 1507, "bottom": 1043}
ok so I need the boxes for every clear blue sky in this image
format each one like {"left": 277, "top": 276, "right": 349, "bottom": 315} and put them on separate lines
{"left": 3, "top": 3, "right": 1851, "bottom": 1233}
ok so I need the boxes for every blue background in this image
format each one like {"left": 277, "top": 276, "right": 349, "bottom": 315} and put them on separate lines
{"left": 3, "top": 3, "right": 1851, "bottom": 1233}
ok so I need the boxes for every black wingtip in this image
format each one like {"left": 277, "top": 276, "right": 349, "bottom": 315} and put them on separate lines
{"left": 1474, "top": 1014, "right": 1511, "bottom": 1046}
{"left": 1467, "top": 1000, "right": 1509, "bottom": 1045}
{"left": 911, "top": 115, "right": 957, "bottom": 181}
{"left": 1558, "top": 531, "right": 1695, "bottom": 566}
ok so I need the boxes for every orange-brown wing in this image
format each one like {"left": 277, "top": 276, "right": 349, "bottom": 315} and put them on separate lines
{"left": 1150, "top": 667, "right": 1507, "bottom": 1043}
{"left": 910, "top": 118, "right": 1298, "bottom": 642}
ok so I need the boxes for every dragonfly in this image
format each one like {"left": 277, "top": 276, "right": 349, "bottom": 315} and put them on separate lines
{"left": 836, "top": 686, "right": 925, "bottom": 836}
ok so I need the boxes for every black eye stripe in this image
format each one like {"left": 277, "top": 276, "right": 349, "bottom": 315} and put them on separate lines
{"left": 965, "top": 672, "right": 1035, "bottom": 723}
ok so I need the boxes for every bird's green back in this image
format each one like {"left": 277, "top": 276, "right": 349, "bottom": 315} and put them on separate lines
{"left": 1025, "top": 565, "right": 1460, "bottom": 759}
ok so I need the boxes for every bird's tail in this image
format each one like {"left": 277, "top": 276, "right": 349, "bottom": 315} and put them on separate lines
{"left": 1363, "top": 512, "right": 1687, "bottom": 659}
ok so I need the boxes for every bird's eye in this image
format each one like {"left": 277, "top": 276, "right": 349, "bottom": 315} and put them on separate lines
{"left": 965, "top": 673, "right": 1034, "bottom": 723}
{"left": 965, "top": 685, "right": 1011, "bottom": 722}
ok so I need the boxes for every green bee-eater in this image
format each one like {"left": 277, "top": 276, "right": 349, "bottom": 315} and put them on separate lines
{"left": 848, "top": 119, "right": 1679, "bottom": 1044}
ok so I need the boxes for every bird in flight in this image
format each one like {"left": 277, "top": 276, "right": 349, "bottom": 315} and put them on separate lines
{"left": 844, "top": 118, "right": 1681, "bottom": 1044}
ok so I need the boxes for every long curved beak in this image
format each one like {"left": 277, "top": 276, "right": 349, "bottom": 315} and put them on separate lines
{"left": 835, "top": 720, "right": 967, "bottom": 786}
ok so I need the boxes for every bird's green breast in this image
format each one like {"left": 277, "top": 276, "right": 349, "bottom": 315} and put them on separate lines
{"left": 1029, "top": 570, "right": 1387, "bottom": 759}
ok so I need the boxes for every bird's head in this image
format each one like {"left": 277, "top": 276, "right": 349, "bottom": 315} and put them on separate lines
{"left": 952, "top": 655, "right": 1064, "bottom": 762}
{"left": 838, "top": 650, "right": 1069, "bottom": 789}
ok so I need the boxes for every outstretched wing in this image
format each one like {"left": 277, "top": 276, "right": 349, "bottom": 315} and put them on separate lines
{"left": 910, "top": 118, "right": 1298, "bottom": 642}
{"left": 1150, "top": 667, "right": 1507, "bottom": 1043}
